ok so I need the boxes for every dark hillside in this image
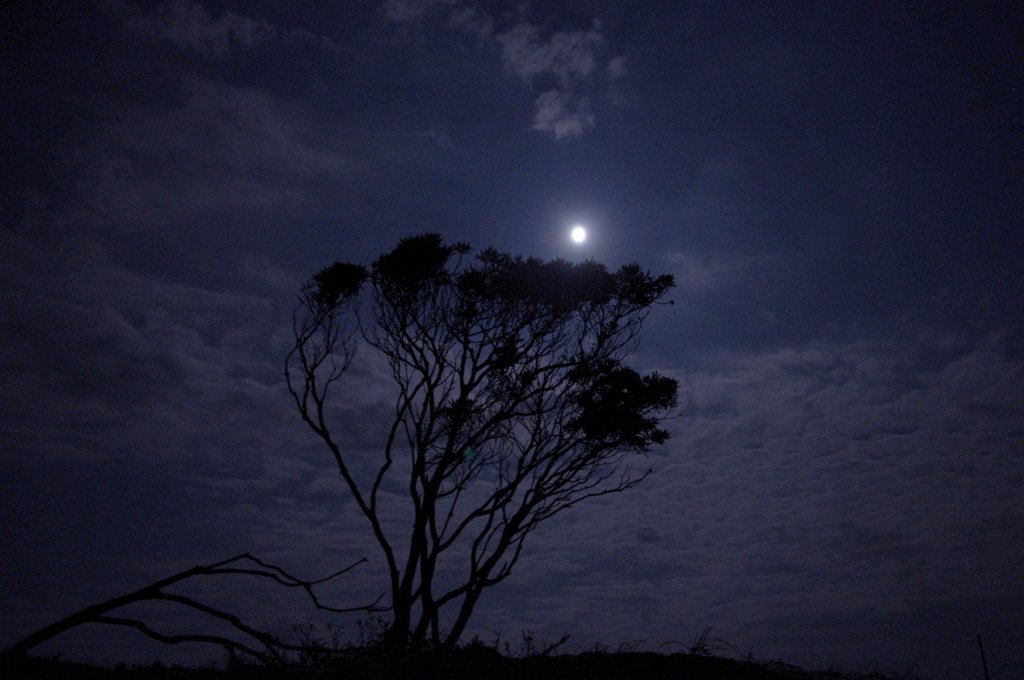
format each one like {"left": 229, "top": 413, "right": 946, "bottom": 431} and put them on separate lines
{"left": 0, "top": 650, "right": 914, "bottom": 680}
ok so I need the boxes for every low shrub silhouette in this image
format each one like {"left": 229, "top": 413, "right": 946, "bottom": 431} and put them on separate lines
{"left": 1, "top": 626, "right": 933, "bottom": 680}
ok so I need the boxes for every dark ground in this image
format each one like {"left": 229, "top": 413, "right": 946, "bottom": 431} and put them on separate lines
{"left": 0, "top": 648, "right": 921, "bottom": 680}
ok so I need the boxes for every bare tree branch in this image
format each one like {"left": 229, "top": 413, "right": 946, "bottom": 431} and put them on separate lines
{"left": 1, "top": 553, "right": 385, "bottom": 662}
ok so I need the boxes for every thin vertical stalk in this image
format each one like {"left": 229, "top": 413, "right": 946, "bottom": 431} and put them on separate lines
{"left": 977, "top": 634, "right": 990, "bottom": 680}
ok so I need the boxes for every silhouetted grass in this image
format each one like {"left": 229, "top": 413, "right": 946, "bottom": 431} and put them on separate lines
{"left": 0, "top": 637, "right": 931, "bottom": 680}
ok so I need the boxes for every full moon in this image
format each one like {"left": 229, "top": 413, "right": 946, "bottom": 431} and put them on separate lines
{"left": 571, "top": 226, "right": 587, "bottom": 243}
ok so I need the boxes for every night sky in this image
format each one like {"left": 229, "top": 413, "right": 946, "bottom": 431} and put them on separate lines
{"left": 2, "top": 2, "right": 1023, "bottom": 677}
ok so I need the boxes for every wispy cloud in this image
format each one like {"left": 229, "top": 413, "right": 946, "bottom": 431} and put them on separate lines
{"left": 494, "top": 21, "right": 604, "bottom": 140}
{"left": 78, "top": 76, "right": 355, "bottom": 228}
{"left": 662, "top": 249, "right": 786, "bottom": 296}
{"left": 113, "top": 0, "right": 337, "bottom": 58}
{"left": 447, "top": 6, "right": 493, "bottom": 41}
{"left": 664, "top": 251, "right": 752, "bottom": 291}
{"left": 381, "top": 0, "right": 457, "bottom": 22}
{"left": 607, "top": 55, "right": 629, "bottom": 81}
{"left": 495, "top": 22, "right": 602, "bottom": 84}
{"left": 531, "top": 91, "right": 594, "bottom": 141}
{"left": 381, "top": 2, "right": 624, "bottom": 141}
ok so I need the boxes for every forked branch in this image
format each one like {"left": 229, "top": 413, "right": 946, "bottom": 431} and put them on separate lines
{"left": 1, "top": 553, "right": 386, "bottom": 664}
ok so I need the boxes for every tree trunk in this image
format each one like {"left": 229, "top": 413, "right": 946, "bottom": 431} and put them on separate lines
{"left": 383, "top": 592, "right": 412, "bottom": 652}
{"left": 444, "top": 587, "right": 483, "bottom": 650}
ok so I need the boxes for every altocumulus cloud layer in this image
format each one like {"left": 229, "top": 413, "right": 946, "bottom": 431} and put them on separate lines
{"left": 2, "top": 2, "right": 1022, "bottom": 678}
{"left": 482, "top": 334, "right": 1024, "bottom": 662}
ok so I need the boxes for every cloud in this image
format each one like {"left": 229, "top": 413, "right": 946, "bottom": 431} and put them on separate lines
{"left": 5, "top": 201, "right": 1022, "bottom": 674}
{"left": 447, "top": 6, "right": 493, "bottom": 41}
{"left": 382, "top": 2, "right": 623, "bottom": 141}
{"left": 0, "top": 233, "right": 288, "bottom": 463}
{"left": 119, "top": 0, "right": 276, "bottom": 57}
{"left": 78, "top": 76, "right": 354, "bottom": 229}
{"left": 115, "top": 0, "right": 337, "bottom": 58}
{"left": 0, "top": 208, "right": 404, "bottom": 663}
{"left": 381, "top": 0, "right": 457, "bottom": 22}
{"left": 411, "top": 127, "right": 454, "bottom": 148}
{"left": 485, "top": 330, "right": 1024, "bottom": 670}
{"left": 607, "top": 55, "right": 629, "bottom": 81}
{"left": 663, "top": 251, "right": 776, "bottom": 291}
{"left": 492, "top": 21, "right": 607, "bottom": 139}
{"left": 531, "top": 91, "right": 594, "bottom": 141}
{"left": 495, "top": 23, "right": 602, "bottom": 85}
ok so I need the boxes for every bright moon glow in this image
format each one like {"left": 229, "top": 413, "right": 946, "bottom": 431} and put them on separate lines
{"left": 571, "top": 226, "right": 587, "bottom": 243}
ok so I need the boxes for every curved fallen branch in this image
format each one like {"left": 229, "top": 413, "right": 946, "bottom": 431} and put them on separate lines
{"left": 1, "top": 552, "right": 387, "bottom": 664}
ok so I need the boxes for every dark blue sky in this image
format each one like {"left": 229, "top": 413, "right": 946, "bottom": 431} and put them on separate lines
{"left": 2, "top": 2, "right": 1023, "bottom": 677}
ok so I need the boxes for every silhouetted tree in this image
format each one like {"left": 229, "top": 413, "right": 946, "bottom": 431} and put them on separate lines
{"left": 286, "top": 234, "right": 678, "bottom": 650}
